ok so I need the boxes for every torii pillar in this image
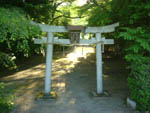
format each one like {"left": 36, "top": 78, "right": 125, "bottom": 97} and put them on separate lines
{"left": 96, "top": 33, "right": 103, "bottom": 94}
{"left": 45, "top": 32, "right": 54, "bottom": 95}
{"left": 33, "top": 22, "right": 119, "bottom": 95}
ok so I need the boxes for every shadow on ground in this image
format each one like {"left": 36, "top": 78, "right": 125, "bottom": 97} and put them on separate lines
{"left": 0, "top": 47, "right": 133, "bottom": 113}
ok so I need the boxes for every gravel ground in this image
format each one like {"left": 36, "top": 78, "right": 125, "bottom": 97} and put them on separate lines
{"left": 1, "top": 47, "right": 134, "bottom": 113}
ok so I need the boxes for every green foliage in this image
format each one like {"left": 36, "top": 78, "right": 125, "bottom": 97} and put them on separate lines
{"left": 88, "top": 2, "right": 112, "bottom": 26}
{"left": 0, "top": 0, "right": 72, "bottom": 25}
{"left": 119, "top": 27, "right": 150, "bottom": 63}
{"left": 79, "top": 0, "right": 113, "bottom": 26}
{"left": 80, "top": 0, "right": 150, "bottom": 63}
{"left": 128, "top": 61, "right": 150, "bottom": 111}
{"left": 0, "top": 1, "right": 76, "bottom": 70}
{"left": 117, "top": 0, "right": 150, "bottom": 65}
{"left": 23, "top": 0, "right": 72, "bottom": 25}
{"left": 0, "top": 0, "right": 24, "bottom": 7}
{"left": 0, "top": 83, "right": 14, "bottom": 113}
{"left": 0, "top": 7, "right": 41, "bottom": 69}
{"left": 80, "top": 0, "right": 150, "bottom": 111}
{"left": 0, "top": 52, "right": 16, "bottom": 69}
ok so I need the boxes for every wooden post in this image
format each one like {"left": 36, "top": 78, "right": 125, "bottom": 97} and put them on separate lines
{"left": 63, "top": 46, "right": 65, "bottom": 56}
{"left": 96, "top": 33, "right": 103, "bottom": 94}
{"left": 82, "top": 47, "right": 84, "bottom": 55}
{"left": 45, "top": 32, "right": 53, "bottom": 95}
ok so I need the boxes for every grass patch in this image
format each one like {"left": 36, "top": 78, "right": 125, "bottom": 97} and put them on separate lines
{"left": 0, "top": 82, "right": 16, "bottom": 113}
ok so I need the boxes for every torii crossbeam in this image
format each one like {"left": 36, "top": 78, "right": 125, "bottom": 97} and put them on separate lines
{"left": 33, "top": 22, "right": 119, "bottom": 95}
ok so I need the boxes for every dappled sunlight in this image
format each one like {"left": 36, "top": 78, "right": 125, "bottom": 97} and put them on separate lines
{"left": 11, "top": 80, "right": 42, "bottom": 113}
{"left": 26, "top": 81, "right": 39, "bottom": 89}
{"left": 54, "top": 58, "right": 77, "bottom": 70}
{"left": 64, "top": 63, "right": 76, "bottom": 70}
{"left": 14, "top": 80, "right": 41, "bottom": 95}
{"left": 52, "top": 47, "right": 95, "bottom": 78}
{"left": 69, "top": 98, "right": 76, "bottom": 105}
{"left": 0, "top": 0, "right": 135, "bottom": 111}
{"left": 53, "top": 70, "right": 67, "bottom": 77}
{"left": 67, "top": 52, "right": 79, "bottom": 61}
{"left": 1, "top": 64, "right": 45, "bottom": 81}
{"left": 67, "top": 47, "right": 95, "bottom": 61}
{"left": 103, "top": 74, "right": 109, "bottom": 78}
{"left": 54, "top": 82, "right": 66, "bottom": 88}
{"left": 55, "top": 57, "right": 68, "bottom": 62}
{"left": 1, "top": 46, "right": 110, "bottom": 113}
{"left": 52, "top": 82, "right": 66, "bottom": 93}
{"left": 0, "top": 46, "right": 131, "bottom": 113}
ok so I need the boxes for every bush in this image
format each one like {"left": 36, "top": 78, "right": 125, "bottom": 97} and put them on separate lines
{"left": 0, "top": 52, "right": 16, "bottom": 69}
{"left": 0, "top": 7, "right": 41, "bottom": 69}
{"left": 119, "top": 27, "right": 150, "bottom": 64}
{"left": 128, "top": 61, "right": 150, "bottom": 111}
{"left": 0, "top": 83, "right": 14, "bottom": 113}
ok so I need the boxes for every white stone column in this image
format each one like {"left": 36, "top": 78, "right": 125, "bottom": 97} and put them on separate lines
{"left": 45, "top": 32, "right": 53, "bottom": 95}
{"left": 96, "top": 33, "right": 103, "bottom": 94}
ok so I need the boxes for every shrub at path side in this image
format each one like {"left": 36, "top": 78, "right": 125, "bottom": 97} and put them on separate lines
{"left": 80, "top": 0, "right": 150, "bottom": 111}
{"left": 0, "top": 7, "right": 41, "bottom": 70}
{"left": 128, "top": 61, "right": 150, "bottom": 111}
{"left": 0, "top": 83, "right": 14, "bottom": 113}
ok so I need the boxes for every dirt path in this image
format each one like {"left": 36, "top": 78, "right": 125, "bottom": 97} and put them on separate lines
{"left": 1, "top": 47, "right": 133, "bottom": 113}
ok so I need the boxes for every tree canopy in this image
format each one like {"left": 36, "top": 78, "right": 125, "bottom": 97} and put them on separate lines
{"left": 0, "top": 0, "right": 150, "bottom": 111}
{"left": 78, "top": 0, "right": 150, "bottom": 111}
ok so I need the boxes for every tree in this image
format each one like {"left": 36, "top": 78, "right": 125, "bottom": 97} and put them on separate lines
{"left": 79, "top": 0, "right": 150, "bottom": 111}
{"left": 0, "top": 0, "right": 75, "bottom": 25}
{"left": 24, "top": 0, "right": 72, "bottom": 25}
{"left": 0, "top": 7, "right": 41, "bottom": 70}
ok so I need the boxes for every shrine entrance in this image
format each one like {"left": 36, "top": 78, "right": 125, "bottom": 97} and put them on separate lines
{"left": 34, "top": 22, "right": 119, "bottom": 95}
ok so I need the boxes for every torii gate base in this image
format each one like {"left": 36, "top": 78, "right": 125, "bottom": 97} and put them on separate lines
{"left": 34, "top": 22, "right": 119, "bottom": 96}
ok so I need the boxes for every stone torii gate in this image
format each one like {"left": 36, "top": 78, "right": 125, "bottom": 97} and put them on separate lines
{"left": 34, "top": 22, "right": 119, "bottom": 95}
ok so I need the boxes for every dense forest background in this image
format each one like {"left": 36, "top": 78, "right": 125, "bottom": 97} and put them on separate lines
{"left": 80, "top": 0, "right": 150, "bottom": 111}
{"left": 0, "top": 0, "right": 150, "bottom": 112}
{"left": 0, "top": 0, "right": 74, "bottom": 70}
